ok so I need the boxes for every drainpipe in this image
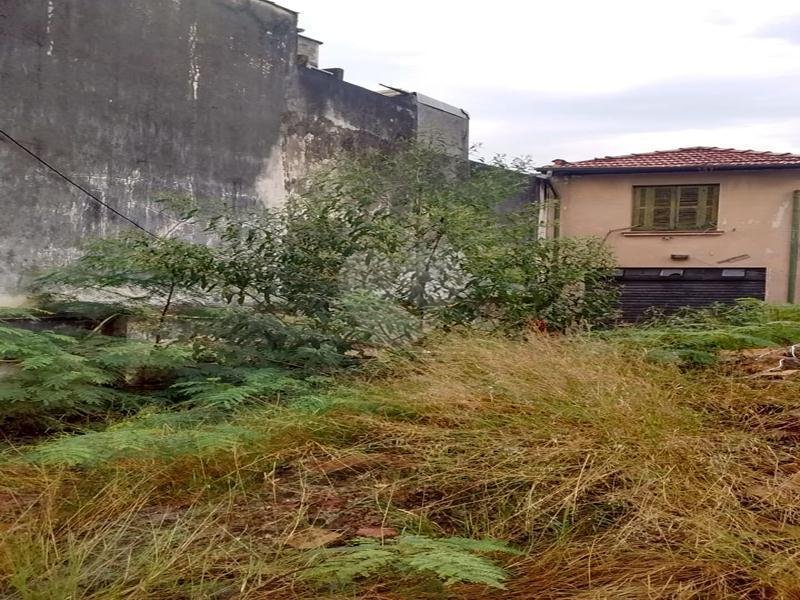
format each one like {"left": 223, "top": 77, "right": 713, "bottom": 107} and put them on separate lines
{"left": 536, "top": 170, "right": 561, "bottom": 239}
{"left": 534, "top": 172, "right": 552, "bottom": 240}
{"left": 788, "top": 190, "right": 800, "bottom": 303}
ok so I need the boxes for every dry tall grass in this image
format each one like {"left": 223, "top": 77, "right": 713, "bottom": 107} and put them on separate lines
{"left": 3, "top": 333, "right": 800, "bottom": 598}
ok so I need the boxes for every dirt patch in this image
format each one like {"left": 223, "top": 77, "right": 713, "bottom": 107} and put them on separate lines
{"left": 285, "top": 526, "right": 343, "bottom": 549}
{"left": 214, "top": 462, "right": 402, "bottom": 546}
{"left": 719, "top": 346, "right": 800, "bottom": 378}
{"left": 0, "top": 490, "right": 40, "bottom": 528}
{"left": 308, "top": 452, "right": 412, "bottom": 477}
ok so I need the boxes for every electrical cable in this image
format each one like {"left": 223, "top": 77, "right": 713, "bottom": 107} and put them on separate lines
{"left": 0, "top": 127, "right": 157, "bottom": 237}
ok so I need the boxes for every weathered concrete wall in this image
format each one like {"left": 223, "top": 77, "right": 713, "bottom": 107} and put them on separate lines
{"left": 296, "top": 34, "right": 320, "bottom": 68}
{"left": 554, "top": 170, "right": 800, "bottom": 302}
{"left": 0, "top": 0, "right": 298, "bottom": 300}
{"left": 416, "top": 96, "right": 469, "bottom": 162}
{"left": 0, "top": 0, "right": 469, "bottom": 302}
{"left": 281, "top": 68, "right": 417, "bottom": 189}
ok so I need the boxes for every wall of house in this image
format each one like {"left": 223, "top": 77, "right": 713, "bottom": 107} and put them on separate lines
{"left": 0, "top": 0, "right": 469, "bottom": 304}
{"left": 553, "top": 170, "right": 800, "bottom": 302}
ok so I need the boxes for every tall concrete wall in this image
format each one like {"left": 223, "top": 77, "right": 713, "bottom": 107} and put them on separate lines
{"left": 0, "top": 0, "right": 297, "bottom": 300}
{"left": 0, "top": 0, "right": 466, "bottom": 302}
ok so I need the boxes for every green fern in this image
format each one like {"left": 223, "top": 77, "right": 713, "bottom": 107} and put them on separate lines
{"left": 171, "top": 368, "right": 314, "bottom": 409}
{"left": 0, "top": 307, "right": 48, "bottom": 321}
{"left": 23, "top": 418, "right": 257, "bottom": 466}
{"left": 0, "top": 327, "right": 126, "bottom": 422}
{"left": 0, "top": 325, "right": 77, "bottom": 359}
{"left": 0, "top": 321, "right": 315, "bottom": 433}
{"left": 0, "top": 326, "right": 194, "bottom": 428}
{"left": 303, "top": 535, "right": 519, "bottom": 590}
{"left": 89, "top": 340, "right": 193, "bottom": 373}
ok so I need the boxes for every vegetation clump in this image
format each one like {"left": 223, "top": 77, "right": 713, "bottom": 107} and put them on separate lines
{"left": 5, "top": 145, "right": 796, "bottom": 598}
{"left": 604, "top": 299, "right": 800, "bottom": 365}
{"left": 38, "top": 144, "right": 617, "bottom": 364}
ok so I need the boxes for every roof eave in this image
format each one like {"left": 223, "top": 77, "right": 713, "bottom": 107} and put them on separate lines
{"left": 546, "top": 164, "right": 800, "bottom": 176}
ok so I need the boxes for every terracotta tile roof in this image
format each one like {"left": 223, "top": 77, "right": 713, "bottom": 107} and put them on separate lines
{"left": 546, "top": 147, "right": 800, "bottom": 173}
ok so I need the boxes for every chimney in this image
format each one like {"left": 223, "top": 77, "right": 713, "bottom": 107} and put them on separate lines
{"left": 323, "top": 67, "right": 344, "bottom": 80}
{"left": 297, "top": 32, "right": 322, "bottom": 68}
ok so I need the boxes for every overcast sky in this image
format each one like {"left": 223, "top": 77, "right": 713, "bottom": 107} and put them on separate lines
{"left": 288, "top": 0, "right": 800, "bottom": 165}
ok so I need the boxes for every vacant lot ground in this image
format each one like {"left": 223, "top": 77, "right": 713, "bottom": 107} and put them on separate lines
{"left": 3, "top": 330, "right": 800, "bottom": 598}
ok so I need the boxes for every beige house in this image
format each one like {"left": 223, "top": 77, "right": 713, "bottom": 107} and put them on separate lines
{"left": 541, "top": 147, "right": 800, "bottom": 318}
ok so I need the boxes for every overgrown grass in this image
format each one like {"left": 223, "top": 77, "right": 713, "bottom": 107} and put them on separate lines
{"left": 603, "top": 299, "right": 800, "bottom": 365}
{"left": 4, "top": 331, "right": 800, "bottom": 597}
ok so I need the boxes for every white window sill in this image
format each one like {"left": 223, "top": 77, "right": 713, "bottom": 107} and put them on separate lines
{"left": 621, "top": 230, "right": 724, "bottom": 237}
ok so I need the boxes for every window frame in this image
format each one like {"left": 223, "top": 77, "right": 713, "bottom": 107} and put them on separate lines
{"left": 631, "top": 184, "right": 720, "bottom": 232}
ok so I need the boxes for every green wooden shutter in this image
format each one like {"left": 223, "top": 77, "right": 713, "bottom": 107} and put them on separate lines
{"left": 652, "top": 187, "right": 674, "bottom": 229}
{"left": 678, "top": 186, "right": 700, "bottom": 229}
{"left": 633, "top": 187, "right": 651, "bottom": 228}
{"left": 706, "top": 185, "right": 719, "bottom": 228}
{"left": 695, "top": 186, "right": 708, "bottom": 228}
{"left": 633, "top": 185, "right": 719, "bottom": 231}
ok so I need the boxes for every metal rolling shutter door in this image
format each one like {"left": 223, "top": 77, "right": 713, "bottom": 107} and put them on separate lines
{"left": 616, "top": 268, "right": 766, "bottom": 321}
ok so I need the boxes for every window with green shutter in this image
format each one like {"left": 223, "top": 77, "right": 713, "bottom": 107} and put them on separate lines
{"left": 632, "top": 184, "right": 719, "bottom": 231}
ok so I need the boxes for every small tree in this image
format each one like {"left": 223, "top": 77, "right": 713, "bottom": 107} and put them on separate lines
{"left": 284, "top": 144, "right": 618, "bottom": 330}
